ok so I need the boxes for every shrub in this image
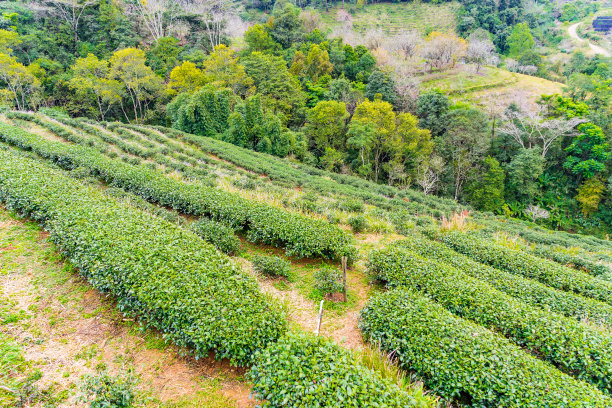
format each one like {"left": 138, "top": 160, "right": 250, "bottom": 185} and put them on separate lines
{"left": 348, "top": 215, "right": 368, "bottom": 233}
{"left": 190, "top": 217, "right": 241, "bottom": 255}
{"left": 360, "top": 289, "right": 612, "bottom": 407}
{"left": 429, "top": 230, "right": 612, "bottom": 305}
{"left": 314, "top": 266, "right": 343, "bottom": 294}
{"left": 0, "top": 123, "right": 356, "bottom": 261}
{"left": 232, "top": 177, "right": 256, "bottom": 190}
{"left": 251, "top": 255, "right": 290, "bottom": 278}
{"left": 339, "top": 199, "right": 365, "bottom": 213}
{"left": 0, "top": 149, "right": 286, "bottom": 365}
{"left": 79, "top": 369, "right": 139, "bottom": 408}
{"left": 392, "top": 234, "right": 612, "bottom": 326}
{"left": 249, "top": 332, "right": 432, "bottom": 408}
{"left": 368, "top": 245, "right": 612, "bottom": 394}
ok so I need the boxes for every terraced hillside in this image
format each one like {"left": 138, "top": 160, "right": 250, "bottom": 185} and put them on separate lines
{"left": 2, "top": 112, "right": 612, "bottom": 406}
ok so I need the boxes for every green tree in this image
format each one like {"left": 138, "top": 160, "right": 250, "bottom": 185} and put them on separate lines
{"left": 69, "top": 53, "right": 123, "bottom": 120}
{"left": 243, "top": 24, "right": 280, "bottom": 54}
{"left": 0, "top": 52, "right": 42, "bottom": 110}
{"left": 415, "top": 90, "right": 450, "bottom": 137}
{"left": 391, "top": 112, "right": 434, "bottom": 182}
{"left": 304, "top": 100, "right": 349, "bottom": 156}
{"left": 438, "top": 107, "right": 491, "bottom": 200}
{"left": 469, "top": 156, "right": 506, "bottom": 212}
{"left": 365, "top": 70, "right": 397, "bottom": 105}
{"left": 167, "top": 86, "right": 233, "bottom": 137}
{"left": 506, "top": 148, "right": 544, "bottom": 204}
{"left": 564, "top": 123, "right": 610, "bottom": 179}
{"left": 268, "top": 3, "right": 303, "bottom": 49}
{"left": 242, "top": 51, "right": 306, "bottom": 124}
{"left": 507, "top": 23, "right": 535, "bottom": 58}
{"left": 146, "top": 37, "right": 182, "bottom": 77}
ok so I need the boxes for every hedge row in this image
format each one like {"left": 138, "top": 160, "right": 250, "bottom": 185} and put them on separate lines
{"left": 249, "top": 332, "right": 433, "bottom": 407}
{"left": 392, "top": 234, "right": 612, "bottom": 325}
{"left": 360, "top": 289, "right": 612, "bottom": 407}
{"left": 428, "top": 230, "right": 612, "bottom": 305}
{"left": 530, "top": 245, "right": 611, "bottom": 279}
{"left": 0, "top": 147, "right": 286, "bottom": 366}
{"left": 190, "top": 217, "right": 241, "bottom": 255}
{"left": 0, "top": 123, "right": 355, "bottom": 260}
{"left": 151, "top": 125, "right": 464, "bottom": 216}
{"left": 368, "top": 245, "right": 612, "bottom": 394}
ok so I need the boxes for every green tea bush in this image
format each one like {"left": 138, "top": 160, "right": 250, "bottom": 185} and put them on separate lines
{"left": 429, "top": 230, "right": 612, "bottom": 305}
{"left": 232, "top": 177, "right": 256, "bottom": 190}
{"left": 251, "top": 255, "right": 290, "bottom": 278}
{"left": 348, "top": 215, "right": 368, "bottom": 233}
{"left": 314, "top": 266, "right": 343, "bottom": 294}
{"left": 190, "top": 217, "right": 241, "bottom": 255}
{"left": 339, "top": 199, "right": 365, "bottom": 213}
{"left": 530, "top": 245, "right": 610, "bottom": 279}
{"left": 0, "top": 123, "right": 355, "bottom": 261}
{"left": 0, "top": 148, "right": 286, "bottom": 366}
{"left": 249, "top": 332, "right": 431, "bottom": 408}
{"left": 79, "top": 369, "right": 139, "bottom": 408}
{"left": 368, "top": 245, "right": 612, "bottom": 393}
{"left": 392, "top": 235, "right": 612, "bottom": 325}
{"left": 360, "top": 289, "right": 612, "bottom": 407}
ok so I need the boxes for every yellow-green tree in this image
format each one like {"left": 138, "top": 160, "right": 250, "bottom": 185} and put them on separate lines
{"left": 203, "top": 45, "right": 254, "bottom": 96}
{"left": 576, "top": 176, "right": 606, "bottom": 217}
{"left": 69, "top": 53, "right": 123, "bottom": 120}
{"left": 109, "top": 48, "right": 163, "bottom": 122}
{"left": 0, "top": 53, "right": 42, "bottom": 110}
{"left": 167, "top": 61, "right": 208, "bottom": 96}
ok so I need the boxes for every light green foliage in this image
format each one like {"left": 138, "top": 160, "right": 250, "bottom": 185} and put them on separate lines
{"left": 469, "top": 156, "right": 505, "bottom": 212}
{"left": 79, "top": 369, "right": 139, "bottom": 408}
{"left": 203, "top": 45, "right": 253, "bottom": 96}
{"left": 347, "top": 215, "right": 368, "bottom": 233}
{"left": 249, "top": 332, "right": 431, "bottom": 407}
{"left": 564, "top": 123, "right": 610, "bottom": 179}
{"left": 313, "top": 266, "right": 343, "bottom": 294}
{"left": 190, "top": 217, "right": 241, "bottom": 255}
{"left": 576, "top": 176, "right": 606, "bottom": 217}
{"left": 0, "top": 123, "right": 356, "bottom": 261}
{"left": 360, "top": 288, "right": 612, "bottom": 407}
{"left": 507, "top": 23, "right": 535, "bottom": 58}
{"left": 251, "top": 254, "right": 290, "bottom": 278}
{"left": 167, "top": 61, "right": 207, "bottom": 96}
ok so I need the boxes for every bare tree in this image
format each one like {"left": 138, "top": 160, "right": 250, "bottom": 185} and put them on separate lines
{"left": 364, "top": 28, "right": 385, "bottom": 51}
{"left": 394, "top": 30, "right": 420, "bottom": 59}
{"left": 499, "top": 104, "right": 587, "bottom": 158}
{"left": 416, "top": 156, "right": 444, "bottom": 195}
{"left": 181, "top": 0, "right": 231, "bottom": 50}
{"left": 47, "top": 0, "right": 95, "bottom": 48}
{"left": 420, "top": 32, "right": 467, "bottom": 72}
{"left": 131, "top": 0, "right": 170, "bottom": 41}
{"left": 466, "top": 38, "right": 494, "bottom": 72}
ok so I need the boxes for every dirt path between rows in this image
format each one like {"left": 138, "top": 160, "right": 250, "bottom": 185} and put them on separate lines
{"left": 0, "top": 212, "right": 255, "bottom": 408}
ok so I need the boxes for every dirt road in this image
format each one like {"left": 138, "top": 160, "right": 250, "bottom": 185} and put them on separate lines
{"left": 568, "top": 22, "right": 611, "bottom": 57}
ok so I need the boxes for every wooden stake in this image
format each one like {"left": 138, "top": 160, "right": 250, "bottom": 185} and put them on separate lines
{"left": 341, "top": 256, "right": 348, "bottom": 302}
{"left": 315, "top": 300, "right": 324, "bottom": 336}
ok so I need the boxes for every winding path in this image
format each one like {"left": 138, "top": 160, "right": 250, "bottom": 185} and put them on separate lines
{"left": 568, "top": 22, "right": 611, "bottom": 57}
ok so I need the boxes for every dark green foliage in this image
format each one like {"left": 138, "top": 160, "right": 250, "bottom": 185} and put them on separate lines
{"left": 0, "top": 148, "right": 286, "bottom": 366}
{"left": 249, "top": 332, "right": 423, "bottom": 407}
{"left": 360, "top": 289, "right": 612, "bottom": 407}
{"left": 394, "top": 234, "right": 612, "bottom": 325}
{"left": 564, "top": 123, "right": 610, "bottom": 179}
{"left": 338, "top": 199, "right": 365, "bottom": 213}
{"left": 367, "top": 245, "right": 612, "bottom": 394}
{"left": 415, "top": 90, "right": 450, "bottom": 137}
{"left": 190, "top": 217, "right": 241, "bottom": 255}
{"left": 506, "top": 148, "right": 544, "bottom": 203}
{"left": 314, "top": 266, "right": 343, "bottom": 294}
{"left": 167, "top": 87, "right": 233, "bottom": 138}
{"left": 251, "top": 255, "right": 290, "bottom": 278}
{"left": 365, "top": 71, "right": 397, "bottom": 104}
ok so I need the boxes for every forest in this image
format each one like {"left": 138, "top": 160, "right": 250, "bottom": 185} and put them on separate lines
{"left": 0, "top": 0, "right": 610, "bottom": 237}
